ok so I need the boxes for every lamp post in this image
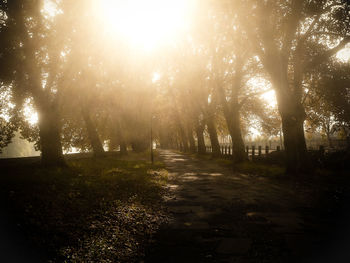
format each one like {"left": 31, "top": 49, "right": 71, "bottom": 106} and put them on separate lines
{"left": 150, "top": 115, "right": 154, "bottom": 165}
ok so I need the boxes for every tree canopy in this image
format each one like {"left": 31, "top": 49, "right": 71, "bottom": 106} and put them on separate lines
{"left": 0, "top": 0, "right": 349, "bottom": 172}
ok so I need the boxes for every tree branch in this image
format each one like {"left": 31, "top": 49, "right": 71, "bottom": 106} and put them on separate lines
{"left": 306, "top": 36, "right": 350, "bottom": 69}
{"left": 238, "top": 88, "right": 273, "bottom": 109}
{"left": 297, "top": 15, "right": 321, "bottom": 45}
{"left": 296, "top": 3, "right": 345, "bottom": 48}
{"left": 281, "top": 0, "right": 304, "bottom": 59}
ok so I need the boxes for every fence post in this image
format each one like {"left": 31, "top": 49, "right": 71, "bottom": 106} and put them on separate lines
{"left": 252, "top": 145, "right": 255, "bottom": 160}
{"left": 228, "top": 146, "right": 231, "bottom": 155}
{"left": 265, "top": 145, "right": 269, "bottom": 155}
{"left": 246, "top": 145, "right": 249, "bottom": 158}
{"left": 225, "top": 146, "right": 227, "bottom": 155}
{"left": 258, "top": 146, "right": 262, "bottom": 156}
{"left": 277, "top": 146, "right": 281, "bottom": 151}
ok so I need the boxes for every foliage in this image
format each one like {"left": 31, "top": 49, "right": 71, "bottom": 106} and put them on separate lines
{"left": 0, "top": 116, "right": 15, "bottom": 152}
{"left": 318, "top": 63, "right": 350, "bottom": 128}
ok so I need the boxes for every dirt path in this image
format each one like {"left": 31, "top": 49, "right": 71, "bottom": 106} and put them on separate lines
{"left": 144, "top": 150, "right": 341, "bottom": 263}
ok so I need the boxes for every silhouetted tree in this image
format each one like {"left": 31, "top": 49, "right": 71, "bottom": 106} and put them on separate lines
{"left": 236, "top": 0, "right": 350, "bottom": 173}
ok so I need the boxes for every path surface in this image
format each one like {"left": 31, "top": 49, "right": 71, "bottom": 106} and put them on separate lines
{"left": 144, "top": 150, "right": 338, "bottom": 263}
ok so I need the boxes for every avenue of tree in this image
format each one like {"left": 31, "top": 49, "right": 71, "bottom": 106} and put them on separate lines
{"left": 0, "top": 0, "right": 349, "bottom": 174}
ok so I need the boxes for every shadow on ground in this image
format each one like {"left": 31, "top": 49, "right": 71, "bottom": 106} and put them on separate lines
{"left": 145, "top": 150, "right": 350, "bottom": 263}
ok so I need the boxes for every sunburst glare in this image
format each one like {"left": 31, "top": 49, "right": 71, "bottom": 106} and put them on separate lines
{"left": 95, "top": 0, "right": 191, "bottom": 51}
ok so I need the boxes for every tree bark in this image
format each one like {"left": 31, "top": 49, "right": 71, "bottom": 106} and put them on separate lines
{"left": 213, "top": 52, "right": 246, "bottom": 162}
{"left": 177, "top": 122, "right": 189, "bottom": 152}
{"left": 229, "top": 105, "right": 246, "bottom": 162}
{"left": 196, "top": 123, "right": 206, "bottom": 154}
{"left": 131, "top": 138, "right": 148, "bottom": 152}
{"left": 27, "top": 44, "right": 65, "bottom": 166}
{"left": 274, "top": 83, "right": 311, "bottom": 174}
{"left": 206, "top": 115, "right": 221, "bottom": 157}
{"left": 280, "top": 111, "right": 309, "bottom": 173}
{"left": 264, "top": 56, "right": 311, "bottom": 174}
{"left": 326, "top": 132, "right": 333, "bottom": 148}
{"left": 217, "top": 85, "right": 246, "bottom": 162}
{"left": 187, "top": 125, "right": 196, "bottom": 153}
{"left": 82, "top": 107, "right": 105, "bottom": 158}
{"left": 120, "top": 141, "right": 127, "bottom": 155}
{"left": 180, "top": 130, "right": 189, "bottom": 152}
{"left": 37, "top": 101, "right": 65, "bottom": 166}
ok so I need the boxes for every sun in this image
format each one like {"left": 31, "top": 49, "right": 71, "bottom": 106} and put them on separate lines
{"left": 23, "top": 105, "right": 38, "bottom": 125}
{"left": 247, "top": 77, "right": 277, "bottom": 108}
{"left": 95, "top": 0, "right": 190, "bottom": 51}
{"left": 336, "top": 46, "right": 350, "bottom": 63}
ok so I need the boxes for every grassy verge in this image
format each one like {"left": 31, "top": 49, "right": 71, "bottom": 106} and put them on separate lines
{"left": 234, "top": 161, "right": 285, "bottom": 177}
{"left": 0, "top": 151, "right": 168, "bottom": 262}
{"left": 192, "top": 152, "right": 286, "bottom": 177}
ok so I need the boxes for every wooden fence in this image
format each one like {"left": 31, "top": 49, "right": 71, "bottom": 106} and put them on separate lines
{"left": 205, "top": 145, "right": 281, "bottom": 157}
{"left": 205, "top": 144, "right": 328, "bottom": 160}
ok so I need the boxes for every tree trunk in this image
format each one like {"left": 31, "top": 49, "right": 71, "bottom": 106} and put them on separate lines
{"left": 229, "top": 106, "right": 246, "bottom": 162}
{"left": 276, "top": 89, "right": 310, "bottom": 174}
{"left": 267, "top": 60, "right": 310, "bottom": 174}
{"left": 214, "top": 54, "right": 246, "bottom": 162}
{"left": 30, "top": 62, "right": 65, "bottom": 166}
{"left": 326, "top": 132, "right": 333, "bottom": 148}
{"left": 219, "top": 91, "right": 246, "bottom": 162}
{"left": 281, "top": 113, "right": 309, "bottom": 173}
{"left": 120, "top": 142, "right": 127, "bottom": 155}
{"left": 82, "top": 107, "right": 105, "bottom": 157}
{"left": 196, "top": 123, "right": 206, "bottom": 154}
{"left": 37, "top": 103, "right": 65, "bottom": 166}
{"left": 181, "top": 136, "right": 189, "bottom": 152}
{"left": 187, "top": 126, "right": 196, "bottom": 153}
{"left": 117, "top": 121, "right": 128, "bottom": 155}
{"left": 216, "top": 80, "right": 246, "bottom": 162}
{"left": 131, "top": 139, "right": 148, "bottom": 152}
{"left": 206, "top": 115, "right": 221, "bottom": 157}
{"left": 178, "top": 126, "right": 189, "bottom": 152}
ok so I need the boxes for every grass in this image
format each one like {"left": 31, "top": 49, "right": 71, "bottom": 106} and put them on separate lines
{"left": 0, "top": 151, "right": 168, "bottom": 262}
{"left": 235, "top": 161, "right": 285, "bottom": 177}
{"left": 192, "top": 152, "right": 286, "bottom": 177}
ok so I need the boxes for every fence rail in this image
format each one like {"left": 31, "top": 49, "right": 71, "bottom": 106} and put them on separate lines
{"left": 205, "top": 145, "right": 281, "bottom": 157}
{"left": 203, "top": 144, "right": 335, "bottom": 160}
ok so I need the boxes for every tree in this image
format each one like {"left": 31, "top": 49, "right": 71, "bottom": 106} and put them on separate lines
{"left": 0, "top": 0, "right": 67, "bottom": 165}
{"left": 236, "top": 0, "right": 350, "bottom": 173}
{"left": 0, "top": 85, "right": 15, "bottom": 152}
{"left": 314, "top": 61, "right": 350, "bottom": 149}
{"left": 0, "top": 117, "right": 14, "bottom": 153}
